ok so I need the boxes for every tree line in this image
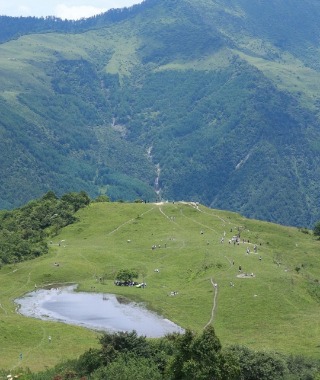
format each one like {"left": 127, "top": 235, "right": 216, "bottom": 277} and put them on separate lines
{"left": 1, "top": 190, "right": 319, "bottom": 268}
{"left": 0, "top": 0, "right": 151, "bottom": 44}
{"left": 0, "top": 194, "right": 319, "bottom": 378}
{"left": 0, "top": 191, "right": 91, "bottom": 266}
{"left": 314, "top": 222, "right": 320, "bottom": 238}
{"left": 15, "top": 327, "right": 320, "bottom": 380}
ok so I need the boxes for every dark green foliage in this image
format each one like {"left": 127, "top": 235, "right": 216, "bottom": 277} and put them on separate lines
{"left": 92, "top": 355, "right": 162, "bottom": 380}
{"left": 0, "top": 191, "right": 90, "bottom": 265}
{"left": 167, "top": 329, "right": 195, "bottom": 379}
{"left": 286, "top": 354, "right": 320, "bottom": 380}
{"left": 225, "top": 345, "right": 289, "bottom": 380}
{"left": 313, "top": 222, "right": 320, "bottom": 237}
{"left": 115, "top": 269, "right": 139, "bottom": 283}
{"left": 299, "top": 228, "right": 310, "bottom": 235}
{"left": 76, "top": 348, "right": 103, "bottom": 376}
{"left": 168, "top": 326, "right": 233, "bottom": 380}
{"left": 1, "top": 0, "right": 320, "bottom": 227}
{"left": 100, "top": 331, "right": 149, "bottom": 362}
{"left": 0, "top": 4, "right": 147, "bottom": 44}
{"left": 94, "top": 195, "right": 110, "bottom": 203}
{"left": 139, "top": 17, "right": 223, "bottom": 64}
{"left": 99, "top": 330, "right": 151, "bottom": 365}
{"left": 60, "top": 191, "right": 90, "bottom": 212}
{"left": 20, "top": 329, "right": 320, "bottom": 380}
{"left": 307, "top": 280, "right": 320, "bottom": 303}
{"left": 22, "top": 359, "right": 80, "bottom": 380}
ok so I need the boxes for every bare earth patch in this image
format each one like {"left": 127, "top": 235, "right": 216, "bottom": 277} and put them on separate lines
{"left": 237, "top": 273, "right": 256, "bottom": 278}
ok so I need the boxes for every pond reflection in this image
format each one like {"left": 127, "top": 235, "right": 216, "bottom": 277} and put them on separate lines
{"left": 15, "top": 285, "right": 184, "bottom": 337}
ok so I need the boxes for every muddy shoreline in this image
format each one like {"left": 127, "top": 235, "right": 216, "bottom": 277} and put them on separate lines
{"left": 15, "top": 285, "right": 184, "bottom": 337}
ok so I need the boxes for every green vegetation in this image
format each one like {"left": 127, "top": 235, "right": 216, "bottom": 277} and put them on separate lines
{"left": 314, "top": 221, "right": 320, "bottom": 238}
{"left": 115, "top": 268, "right": 139, "bottom": 283}
{"left": 0, "top": 201, "right": 319, "bottom": 375}
{"left": 17, "top": 327, "right": 319, "bottom": 379}
{"left": 1, "top": 0, "right": 320, "bottom": 226}
{"left": 1, "top": 1, "right": 320, "bottom": 376}
{"left": 0, "top": 191, "right": 90, "bottom": 266}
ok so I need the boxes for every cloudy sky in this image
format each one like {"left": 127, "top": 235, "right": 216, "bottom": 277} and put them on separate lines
{"left": 0, "top": 0, "right": 143, "bottom": 20}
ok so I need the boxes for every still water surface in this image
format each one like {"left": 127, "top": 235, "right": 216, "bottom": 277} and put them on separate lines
{"left": 15, "top": 285, "right": 184, "bottom": 337}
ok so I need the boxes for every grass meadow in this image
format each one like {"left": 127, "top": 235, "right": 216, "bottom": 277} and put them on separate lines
{"left": 0, "top": 201, "right": 319, "bottom": 372}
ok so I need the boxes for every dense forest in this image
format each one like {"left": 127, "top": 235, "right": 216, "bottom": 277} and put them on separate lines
{"left": 0, "top": 191, "right": 91, "bottom": 266}
{"left": 0, "top": 3, "right": 148, "bottom": 43}
{"left": 1, "top": 0, "right": 320, "bottom": 227}
{"left": 6, "top": 327, "right": 320, "bottom": 379}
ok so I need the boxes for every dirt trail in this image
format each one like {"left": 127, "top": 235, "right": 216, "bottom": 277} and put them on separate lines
{"left": 107, "top": 207, "right": 154, "bottom": 235}
{"left": 204, "top": 278, "right": 218, "bottom": 329}
{"left": 10, "top": 326, "right": 47, "bottom": 372}
{"left": 179, "top": 208, "right": 219, "bottom": 234}
{"left": 184, "top": 201, "right": 229, "bottom": 224}
{"left": 158, "top": 206, "right": 186, "bottom": 249}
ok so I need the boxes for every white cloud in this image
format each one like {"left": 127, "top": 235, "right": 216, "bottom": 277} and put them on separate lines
{"left": 17, "top": 5, "right": 32, "bottom": 16}
{"left": 55, "top": 4, "right": 107, "bottom": 20}
{"left": 0, "top": 1, "right": 143, "bottom": 19}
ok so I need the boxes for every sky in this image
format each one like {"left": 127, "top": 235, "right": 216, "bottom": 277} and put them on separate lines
{"left": 0, "top": 0, "right": 143, "bottom": 20}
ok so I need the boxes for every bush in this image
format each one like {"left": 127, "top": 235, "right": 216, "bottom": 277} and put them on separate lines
{"left": 314, "top": 221, "right": 320, "bottom": 237}
{"left": 95, "top": 195, "right": 110, "bottom": 203}
{"left": 115, "top": 269, "right": 139, "bottom": 283}
{"left": 92, "top": 355, "right": 162, "bottom": 380}
{"left": 225, "top": 345, "right": 289, "bottom": 380}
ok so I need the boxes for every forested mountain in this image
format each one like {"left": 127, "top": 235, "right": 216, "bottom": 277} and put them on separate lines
{"left": 1, "top": 0, "right": 320, "bottom": 227}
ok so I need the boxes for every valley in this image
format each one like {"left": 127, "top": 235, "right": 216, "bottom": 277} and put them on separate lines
{"left": 1, "top": 0, "right": 320, "bottom": 227}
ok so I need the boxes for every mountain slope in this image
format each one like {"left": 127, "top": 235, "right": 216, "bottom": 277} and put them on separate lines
{"left": 0, "top": 0, "right": 320, "bottom": 227}
{"left": 0, "top": 201, "right": 319, "bottom": 370}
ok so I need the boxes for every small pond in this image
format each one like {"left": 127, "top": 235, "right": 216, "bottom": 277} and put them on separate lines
{"left": 15, "top": 285, "right": 184, "bottom": 337}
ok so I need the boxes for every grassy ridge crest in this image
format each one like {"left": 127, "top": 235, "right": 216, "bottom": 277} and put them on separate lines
{"left": 0, "top": 201, "right": 319, "bottom": 371}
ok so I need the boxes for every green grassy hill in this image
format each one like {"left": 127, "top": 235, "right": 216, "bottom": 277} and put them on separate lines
{"left": 0, "top": 202, "right": 319, "bottom": 371}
